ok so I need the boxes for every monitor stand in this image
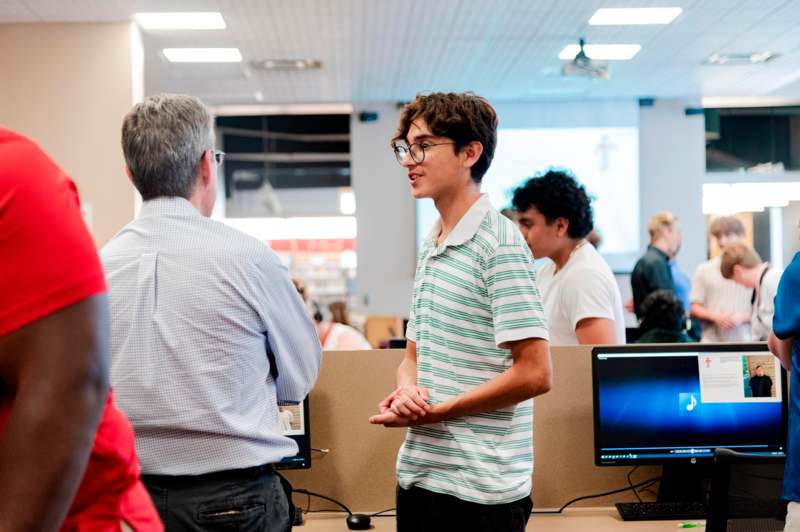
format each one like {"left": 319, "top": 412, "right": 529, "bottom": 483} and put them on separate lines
{"left": 657, "top": 463, "right": 712, "bottom": 503}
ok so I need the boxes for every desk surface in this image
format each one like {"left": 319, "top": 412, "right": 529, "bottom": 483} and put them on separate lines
{"left": 301, "top": 507, "right": 703, "bottom": 531}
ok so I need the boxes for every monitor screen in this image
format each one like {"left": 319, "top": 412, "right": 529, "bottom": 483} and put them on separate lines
{"left": 274, "top": 397, "right": 311, "bottom": 470}
{"left": 592, "top": 344, "right": 787, "bottom": 466}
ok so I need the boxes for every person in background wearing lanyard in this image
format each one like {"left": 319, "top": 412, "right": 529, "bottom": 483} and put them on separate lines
{"left": 720, "top": 243, "right": 782, "bottom": 341}
{"left": 512, "top": 169, "right": 625, "bottom": 346}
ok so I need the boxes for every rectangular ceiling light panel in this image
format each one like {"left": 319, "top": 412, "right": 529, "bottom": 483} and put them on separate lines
{"left": 135, "top": 12, "right": 226, "bottom": 30}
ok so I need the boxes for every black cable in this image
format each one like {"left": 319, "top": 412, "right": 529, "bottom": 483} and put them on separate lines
{"left": 531, "top": 476, "right": 662, "bottom": 514}
{"left": 636, "top": 478, "right": 661, "bottom": 499}
{"left": 369, "top": 508, "right": 396, "bottom": 517}
{"left": 627, "top": 466, "right": 642, "bottom": 503}
{"left": 293, "top": 488, "right": 352, "bottom": 515}
{"left": 731, "top": 471, "right": 783, "bottom": 482}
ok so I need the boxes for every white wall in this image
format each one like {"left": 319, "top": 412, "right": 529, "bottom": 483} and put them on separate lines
{"left": 351, "top": 103, "right": 415, "bottom": 315}
{"left": 0, "top": 23, "right": 142, "bottom": 246}
{"left": 639, "top": 100, "right": 706, "bottom": 275}
{"left": 494, "top": 100, "right": 639, "bottom": 129}
{"left": 782, "top": 201, "right": 800, "bottom": 265}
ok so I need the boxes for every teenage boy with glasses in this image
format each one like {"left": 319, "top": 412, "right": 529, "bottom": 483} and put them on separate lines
{"left": 370, "top": 92, "right": 552, "bottom": 532}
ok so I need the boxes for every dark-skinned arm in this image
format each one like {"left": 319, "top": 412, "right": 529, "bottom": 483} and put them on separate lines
{"left": 0, "top": 294, "right": 110, "bottom": 531}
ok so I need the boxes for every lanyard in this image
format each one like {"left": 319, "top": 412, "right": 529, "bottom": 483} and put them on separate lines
{"left": 751, "top": 265, "right": 770, "bottom": 306}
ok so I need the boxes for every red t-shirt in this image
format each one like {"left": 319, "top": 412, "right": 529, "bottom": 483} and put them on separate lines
{"left": 0, "top": 128, "right": 161, "bottom": 531}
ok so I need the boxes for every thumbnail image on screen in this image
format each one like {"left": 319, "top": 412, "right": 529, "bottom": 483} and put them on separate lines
{"left": 278, "top": 404, "right": 305, "bottom": 436}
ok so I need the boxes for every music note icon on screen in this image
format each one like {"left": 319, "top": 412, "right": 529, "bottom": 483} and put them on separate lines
{"left": 679, "top": 393, "right": 698, "bottom": 415}
{"left": 686, "top": 394, "right": 697, "bottom": 412}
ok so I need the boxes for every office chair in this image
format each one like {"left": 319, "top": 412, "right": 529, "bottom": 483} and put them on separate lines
{"left": 706, "top": 448, "right": 787, "bottom": 532}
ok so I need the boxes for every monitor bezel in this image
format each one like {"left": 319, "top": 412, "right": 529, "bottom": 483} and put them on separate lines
{"left": 274, "top": 397, "right": 312, "bottom": 470}
{"left": 591, "top": 342, "right": 788, "bottom": 467}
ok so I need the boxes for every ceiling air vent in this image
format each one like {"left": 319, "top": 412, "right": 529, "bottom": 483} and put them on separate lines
{"left": 704, "top": 52, "right": 778, "bottom": 65}
{"left": 249, "top": 59, "right": 322, "bottom": 71}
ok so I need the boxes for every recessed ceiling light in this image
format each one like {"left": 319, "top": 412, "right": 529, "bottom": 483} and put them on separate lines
{"left": 705, "top": 52, "right": 779, "bottom": 65}
{"left": 162, "top": 48, "right": 242, "bottom": 63}
{"left": 135, "top": 12, "right": 226, "bottom": 30}
{"left": 558, "top": 44, "right": 641, "bottom": 61}
{"left": 588, "top": 7, "right": 682, "bottom": 25}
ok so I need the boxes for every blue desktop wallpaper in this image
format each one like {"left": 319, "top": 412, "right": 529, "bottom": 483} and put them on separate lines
{"left": 596, "top": 355, "right": 783, "bottom": 451}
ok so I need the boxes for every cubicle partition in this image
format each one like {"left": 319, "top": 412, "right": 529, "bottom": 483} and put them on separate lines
{"left": 283, "top": 346, "right": 658, "bottom": 512}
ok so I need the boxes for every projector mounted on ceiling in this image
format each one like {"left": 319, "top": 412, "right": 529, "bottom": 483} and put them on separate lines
{"left": 562, "top": 39, "right": 610, "bottom": 80}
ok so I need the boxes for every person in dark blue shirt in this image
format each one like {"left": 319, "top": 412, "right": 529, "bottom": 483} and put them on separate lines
{"left": 670, "top": 260, "right": 692, "bottom": 313}
{"left": 768, "top": 251, "right": 800, "bottom": 528}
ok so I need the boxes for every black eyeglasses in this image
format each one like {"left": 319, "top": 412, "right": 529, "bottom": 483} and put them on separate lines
{"left": 392, "top": 141, "right": 455, "bottom": 165}
{"left": 201, "top": 149, "right": 226, "bottom": 165}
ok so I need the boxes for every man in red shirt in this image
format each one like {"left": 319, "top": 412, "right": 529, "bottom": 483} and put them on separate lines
{"left": 0, "top": 127, "right": 161, "bottom": 531}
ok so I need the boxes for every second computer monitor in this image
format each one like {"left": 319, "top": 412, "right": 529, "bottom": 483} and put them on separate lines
{"left": 592, "top": 343, "right": 787, "bottom": 467}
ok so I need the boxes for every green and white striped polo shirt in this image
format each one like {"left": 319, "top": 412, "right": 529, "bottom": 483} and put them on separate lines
{"left": 399, "top": 194, "right": 549, "bottom": 504}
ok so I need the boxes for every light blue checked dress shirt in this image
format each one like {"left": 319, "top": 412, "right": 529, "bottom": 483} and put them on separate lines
{"left": 100, "top": 197, "right": 321, "bottom": 475}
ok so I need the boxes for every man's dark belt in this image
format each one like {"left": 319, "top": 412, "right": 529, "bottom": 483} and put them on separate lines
{"left": 141, "top": 463, "right": 275, "bottom": 486}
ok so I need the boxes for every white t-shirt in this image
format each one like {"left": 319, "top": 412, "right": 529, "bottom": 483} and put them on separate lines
{"left": 691, "top": 256, "right": 753, "bottom": 343}
{"left": 536, "top": 243, "right": 626, "bottom": 346}
{"left": 751, "top": 266, "right": 782, "bottom": 341}
{"left": 316, "top": 322, "right": 371, "bottom": 350}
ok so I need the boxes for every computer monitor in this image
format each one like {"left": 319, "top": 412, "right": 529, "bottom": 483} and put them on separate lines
{"left": 592, "top": 343, "right": 787, "bottom": 501}
{"left": 274, "top": 397, "right": 311, "bottom": 470}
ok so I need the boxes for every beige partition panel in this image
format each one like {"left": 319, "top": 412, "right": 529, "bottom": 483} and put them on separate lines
{"left": 532, "top": 345, "right": 659, "bottom": 507}
{"left": 286, "top": 347, "right": 658, "bottom": 512}
{"left": 283, "top": 349, "right": 407, "bottom": 511}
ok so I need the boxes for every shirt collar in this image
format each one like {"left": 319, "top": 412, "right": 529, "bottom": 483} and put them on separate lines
{"left": 647, "top": 244, "right": 670, "bottom": 261}
{"left": 138, "top": 196, "right": 202, "bottom": 219}
{"left": 425, "top": 194, "right": 492, "bottom": 249}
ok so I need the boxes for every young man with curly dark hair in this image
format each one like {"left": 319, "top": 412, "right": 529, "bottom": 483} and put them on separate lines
{"left": 369, "top": 92, "right": 552, "bottom": 532}
{"left": 512, "top": 169, "right": 624, "bottom": 345}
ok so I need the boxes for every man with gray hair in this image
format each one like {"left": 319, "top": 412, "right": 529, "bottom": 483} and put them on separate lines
{"left": 101, "top": 94, "right": 322, "bottom": 531}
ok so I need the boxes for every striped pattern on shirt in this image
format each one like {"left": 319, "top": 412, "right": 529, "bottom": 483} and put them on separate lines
{"left": 400, "top": 194, "right": 549, "bottom": 504}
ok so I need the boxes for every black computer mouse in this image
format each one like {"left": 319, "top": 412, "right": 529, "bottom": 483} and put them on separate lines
{"left": 346, "top": 513, "right": 372, "bottom": 530}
